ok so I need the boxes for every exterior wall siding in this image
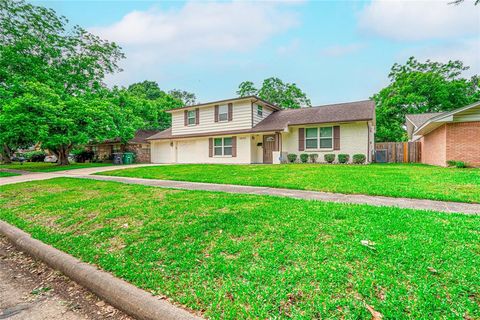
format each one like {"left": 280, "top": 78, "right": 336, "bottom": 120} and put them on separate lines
{"left": 281, "top": 122, "right": 370, "bottom": 163}
{"left": 446, "top": 121, "right": 480, "bottom": 167}
{"left": 171, "top": 101, "right": 252, "bottom": 135}
{"left": 421, "top": 124, "right": 447, "bottom": 166}
{"left": 252, "top": 104, "right": 274, "bottom": 126}
{"left": 151, "top": 134, "right": 252, "bottom": 164}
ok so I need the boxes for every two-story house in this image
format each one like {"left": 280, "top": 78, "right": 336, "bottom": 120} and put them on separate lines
{"left": 147, "top": 96, "right": 375, "bottom": 164}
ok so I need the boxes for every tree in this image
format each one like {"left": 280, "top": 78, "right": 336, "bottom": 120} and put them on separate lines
{"left": 237, "top": 77, "right": 311, "bottom": 109}
{"left": 169, "top": 89, "right": 197, "bottom": 105}
{"left": 0, "top": 0, "right": 125, "bottom": 164}
{"left": 126, "top": 81, "right": 184, "bottom": 130}
{"left": 373, "top": 57, "right": 480, "bottom": 142}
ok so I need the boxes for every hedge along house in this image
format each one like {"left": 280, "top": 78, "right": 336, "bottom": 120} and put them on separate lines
{"left": 405, "top": 101, "right": 480, "bottom": 167}
{"left": 147, "top": 96, "right": 375, "bottom": 164}
{"left": 87, "top": 129, "right": 160, "bottom": 163}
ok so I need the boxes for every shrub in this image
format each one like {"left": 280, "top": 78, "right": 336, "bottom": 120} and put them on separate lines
{"left": 24, "top": 151, "right": 46, "bottom": 162}
{"left": 300, "top": 153, "right": 309, "bottom": 163}
{"left": 446, "top": 160, "right": 457, "bottom": 167}
{"left": 338, "top": 154, "right": 349, "bottom": 164}
{"left": 455, "top": 161, "right": 467, "bottom": 168}
{"left": 352, "top": 154, "right": 366, "bottom": 164}
{"left": 72, "top": 149, "right": 94, "bottom": 163}
{"left": 309, "top": 154, "right": 318, "bottom": 163}
{"left": 324, "top": 154, "right": 335, "bottom": 163}
{"left": 287, "top": 153, "right": 297, "bottom": 163}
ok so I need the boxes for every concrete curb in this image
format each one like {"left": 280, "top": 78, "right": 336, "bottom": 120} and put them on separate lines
{"left": 0, "top": 221, "right": 201, "bottom": 320}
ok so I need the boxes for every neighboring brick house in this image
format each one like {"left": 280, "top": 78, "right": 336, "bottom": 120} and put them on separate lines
{"left": 406, "top": 102, "right": 480, "bottom": 167}
{"left": 87, "top": 129, "right": 159, "bottom": 163}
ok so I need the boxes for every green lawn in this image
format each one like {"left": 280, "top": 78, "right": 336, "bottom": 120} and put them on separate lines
{"left": 0, "top": 162, "right": 114, "bottom": 172}
{"left": 98, "top": 163, "right": 480, "bottom": 203}
{"left": 0, "top": 171, "right": 20, "bottom": 177}
{"left": 1, "top": 178, "right": 478, "bottom": 319}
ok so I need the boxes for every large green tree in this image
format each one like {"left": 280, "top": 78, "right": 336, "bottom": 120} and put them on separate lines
{"left": 0, "top": 0, "right": 125, "bottom": 164}
{"left": 237, "top": 77, "right": 311, "bottom": 109}
{"left": 373, "top": 57, "right": 480, "bottom": 142}
{"left": 125, "top": 81, "right": 184, "bottom": 130}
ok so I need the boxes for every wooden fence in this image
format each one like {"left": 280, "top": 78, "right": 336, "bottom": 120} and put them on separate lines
{"left": 374, "top": 142, "right": 422, "bottom": 163}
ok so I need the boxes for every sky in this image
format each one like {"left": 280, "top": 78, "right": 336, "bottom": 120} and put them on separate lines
{"left": 33, "top": 0, "right": 480, "bottom": 105}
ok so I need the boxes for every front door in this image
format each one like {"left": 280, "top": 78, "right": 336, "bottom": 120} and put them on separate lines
{"left": 263, "top": 135, "right": 276, "bottom": 164}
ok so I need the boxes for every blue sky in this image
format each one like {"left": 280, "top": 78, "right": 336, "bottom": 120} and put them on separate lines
{"left": 33, "top": 0, "right": 479, "bottom": 105}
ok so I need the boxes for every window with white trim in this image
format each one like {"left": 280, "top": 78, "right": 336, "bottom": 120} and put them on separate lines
{"left": 187, "top": 110, "right": 196, "bottom": 125}
{"left": 214, "top": 137, "right": 232, "bottom": 156}
{"left": 257, "top": 105, "right": 263, "bottom": 117}
{"left": 218, "top": 105, "right": 228, "bottom": 122}
{"left": 305, "top": 127, "right": 333, "bottom": 149}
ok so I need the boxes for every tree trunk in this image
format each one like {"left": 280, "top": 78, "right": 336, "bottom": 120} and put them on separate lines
{"left": 2, "top": 144, "right": 12, "bottom": 164}
{"left": 55, "top": 145, "right": 72, "bottom": 166}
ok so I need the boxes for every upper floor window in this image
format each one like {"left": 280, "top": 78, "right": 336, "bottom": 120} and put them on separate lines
{"left": 305, "top": 127, "right": 333, "bottom": 149}
{"left": 218, "top": 105, "right": 228, "bottom": 122}
{"left": 257, "top": 105, "right": 263, "bottom": 117}
{"left": 214, "top": 137, "right": 232, "bottom": 156}
{"left": 187, "top": 110, "right": 196, "bottom": 125}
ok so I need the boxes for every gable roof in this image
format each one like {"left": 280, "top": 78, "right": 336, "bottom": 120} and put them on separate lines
{"left": 166, "top": 95, "right": 281, "bottom": 112}
{"left": 148, "top": 100, "right": 375, "bottom": 140}
{"left": 413, "top": 101, "right": 480, "bottom": 136}
{"left": 405, "top": 112, "right": 444, "bottom": 129}
{"left": 251, "top": 100, "right": 375, "bottom": 132}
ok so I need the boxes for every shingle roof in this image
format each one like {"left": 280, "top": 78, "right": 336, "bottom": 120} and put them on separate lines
{"left": 148, "top": 100, "right": 375, "bottom": 140}
{"left": 166, "top": 95, "right": 281, "bottom": 112}
{"left": 406, "top": 112, "right": 445, "bottom": 128}
{"left": 104, "top": 129, "right": 160, "bottom": 144}
{"left": 251, "top": 100, "right": 375, "bottom": 132}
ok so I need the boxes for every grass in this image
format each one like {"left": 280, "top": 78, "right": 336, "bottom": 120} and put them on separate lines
{"left": 1, "top": 178, "right": 478, "bottom": 319}
{"left": 0, "top": 162, "right": 114, "bottom": 172}
{"left": 98, "top": 163, "right": 480, "bottom": 203}
{"left": 0, "top": 171, "right": 20, "bottom": 177}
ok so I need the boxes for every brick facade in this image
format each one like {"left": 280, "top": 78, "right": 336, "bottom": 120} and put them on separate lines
{"left": 421, "top": 124, "right": 446, "bottom": 167}
{"left": 446, "top": 122, "right": 480, "bottom": 167}
{"left": 421, "top": 121, "right": 480, "bottom": 167}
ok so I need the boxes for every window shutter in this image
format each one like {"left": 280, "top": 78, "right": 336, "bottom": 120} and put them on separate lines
{"left": 184, "top": 110, "right": 188, "bottom": 126}
{"left": 298, "top": 128, "right": 305, "bottom": 151}
{"left": 214, "top": 105, "right": 219, "bottom": 122}
{"left": 228, "top": 103, "right": 233, "bottom": 121}
{"left": 195, "top": 108, "right": 200, "bottom": 125}
{"left": 232, "top": 136, "right": 237, "bottom": 157}
{"left": 333, "top": 126, "right": 340, "bottom": 150}
{"left": 208, "top": 138, "right": 213, "bottom": 157}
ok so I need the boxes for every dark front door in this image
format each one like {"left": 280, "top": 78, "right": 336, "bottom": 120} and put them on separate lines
{"left": 263, "top": 135, "right": 276, "bottom": 164}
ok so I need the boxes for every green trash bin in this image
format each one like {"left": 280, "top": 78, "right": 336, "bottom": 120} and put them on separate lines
{"left": 122, "top": 152, "right": 134, "bottom": 164}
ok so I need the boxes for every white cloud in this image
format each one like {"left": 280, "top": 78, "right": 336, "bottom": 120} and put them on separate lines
{"left": 320, "top": 43, "right": 365, "bottom": 57}
{"left": 91, "top": 2, "right": 299, "bottom": 60}
{"left": 277, "top": 39, "right": 301, "bottom": 55}
{"left": 358, "top": 0, "right": 480, "bottom": 41}
{"left": 412, "top": 38, "right": 480, "bottom": 77}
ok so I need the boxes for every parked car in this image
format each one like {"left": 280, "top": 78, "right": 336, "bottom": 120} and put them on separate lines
{"left": 44, "top": 155, "right": 57, "bottom": 163}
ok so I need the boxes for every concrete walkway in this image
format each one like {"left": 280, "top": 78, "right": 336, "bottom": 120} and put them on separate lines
{"left": 83, "top": 175, "right": 480, "bottom": 215}
{"left": 1, "top": 164, "right": 479, "bottom": 214}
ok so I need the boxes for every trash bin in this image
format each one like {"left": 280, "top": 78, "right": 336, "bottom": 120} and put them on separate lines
{"left": 122, "top": 152, "right": 134, "bottom": 164}
{"left": 113, "top": 152, "right": 123, "bottom": 165}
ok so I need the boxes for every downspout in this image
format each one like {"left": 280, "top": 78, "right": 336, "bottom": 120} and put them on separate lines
{"left": 367, "top": 121, "right": 371, "bottom": 163}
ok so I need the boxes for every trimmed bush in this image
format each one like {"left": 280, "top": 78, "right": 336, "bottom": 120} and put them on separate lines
{"left": 287, "top": 153, "right": 297, "bottom": 163}
{"left": 24, "top": 151, "right": 46, "bottom": 162}
{"left": 455, "top": 161, "right": 467, "bottom": 168}
{"left": 446, "top": 160, "right": 457, "bottom": 167}
{"left": 72, "top": 149, "right": 94, "bottom": 163}
{"left": 352, "top": 154, "right": 366, "bottom": 164}
{"left": 338, "top": 154, "right": 349, "bottom": 164}
{"left": 300, "top": 153, "right": 309, "bottom": 163}
{"left": 324, "top": 154, "right": 335, "bottom": 163}
{"left": 309, "top": 154, "right": 318, "bottom": 163}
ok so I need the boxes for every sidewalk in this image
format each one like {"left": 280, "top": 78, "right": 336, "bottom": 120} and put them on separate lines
{"left": 83, "top": 175, "right": 480, "bottom": 215}
{"left": 1, "top": 164, "right": 479, "bottom": 214}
